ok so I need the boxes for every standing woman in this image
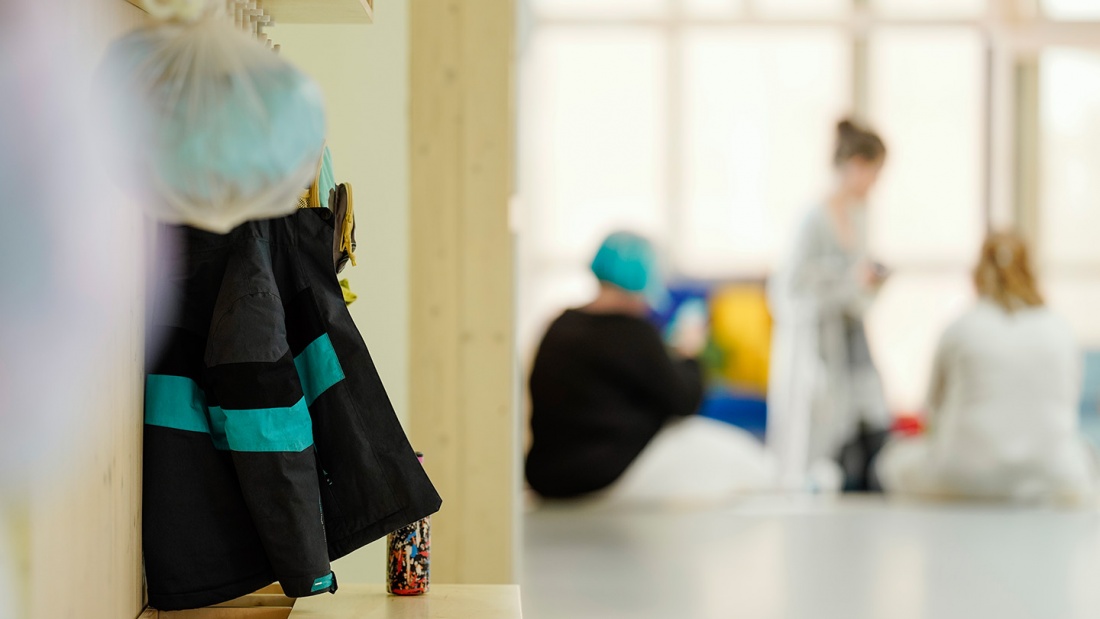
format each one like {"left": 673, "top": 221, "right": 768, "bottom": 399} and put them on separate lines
{"left": 767, "top": 119, "right": 891, "bottom": 492}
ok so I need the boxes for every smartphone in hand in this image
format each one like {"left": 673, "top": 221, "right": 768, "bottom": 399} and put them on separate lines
{"left": 666, "top": 299, "right": 708, "bottom": 358}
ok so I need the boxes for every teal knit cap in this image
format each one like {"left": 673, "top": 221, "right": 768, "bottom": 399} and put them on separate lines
{"left": 590, "top": 231, "right": 669, "bottom": 309}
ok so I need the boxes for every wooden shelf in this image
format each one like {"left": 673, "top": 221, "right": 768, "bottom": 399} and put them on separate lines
{"left": 290, "top": 585, "right": 523, "bottom": 619}
{"left": 141, "top": 591, "right": 295, "bottom": 619}
{"left": 141, "top": 585, "right": 522, "bottom": 619}
{"left": 123, "top": 0, "right": 374, "bottom": 25}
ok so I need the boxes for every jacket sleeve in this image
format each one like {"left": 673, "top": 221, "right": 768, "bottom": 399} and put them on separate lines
{"left": 204, "top": 287, "right": 336, "bottom": 599}
{"left": 620, "top": 321, "right": 705, "bottom": 419}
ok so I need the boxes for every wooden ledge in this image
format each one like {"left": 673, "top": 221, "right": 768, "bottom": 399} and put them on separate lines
{"left": 141, "top": 584, "right": 522, "bottom": 619}
{"left": 290, "top": 584, "right": 523, "bottom": 618}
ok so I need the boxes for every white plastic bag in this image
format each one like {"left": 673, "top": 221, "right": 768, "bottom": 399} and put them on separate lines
{"left": 100, "top": 7, "right": 326, "bottom": 233}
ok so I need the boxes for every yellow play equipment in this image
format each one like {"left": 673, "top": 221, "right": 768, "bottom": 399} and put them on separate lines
{"left": 709, "top": 284, "right": 773, "bottom": 395}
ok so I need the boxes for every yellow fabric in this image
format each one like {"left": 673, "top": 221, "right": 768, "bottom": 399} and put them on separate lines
{"left": 339, "top": 279, "right": 358, "bottom": 305}
{"left": 340, "top": 183, "right": 356, "bottom": 267}
{"left": 298, "top": 178, "right": 319, "bottom": 210}
{"left": 710, "top": 285, "right": 772, "bottom": 394}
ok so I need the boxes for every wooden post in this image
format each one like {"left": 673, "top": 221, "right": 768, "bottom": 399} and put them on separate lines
{"left": 409, "top": 0, "right": 517, "bottom": 584}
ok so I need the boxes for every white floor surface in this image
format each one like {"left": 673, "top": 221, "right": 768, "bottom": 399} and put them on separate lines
{"left": 522, "top": 495, "right": 1100, "bottom": 619}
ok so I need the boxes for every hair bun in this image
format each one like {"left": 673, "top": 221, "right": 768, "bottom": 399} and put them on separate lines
{"left": 833, "top": 117, "right": 886, "bottom": 165}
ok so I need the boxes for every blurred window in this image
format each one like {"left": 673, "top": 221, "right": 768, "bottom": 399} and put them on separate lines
{"left": 522, "top": 29, "right": 668, "bottom": 262}
{"left": 678, "top": 29, "right": 851, "bottom": 278}
{"left": 1039, "top": 49, "right": 1100, "bottom": 345}
{"left": 866, "top": 29, "right": 984, "bottom": 265}
{"left": 755, "top": 0, "right": 850, "bottom": 17}
{"left": 529, "top": 0, "right": 667, "bottom": 19}
{"left": 1039, "top": 49, "right": 1100, "bottom": 271}
{"left": 684, "top": 0, "right": 744, "bottom": 17}
{"left": 1043, "top": 0, "right": 1100, "bottom": 21}
{"left": 870, "top": 0, "right": 986, "bottom": 18}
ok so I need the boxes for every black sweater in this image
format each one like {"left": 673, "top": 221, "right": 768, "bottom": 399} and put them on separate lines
{"left": 525, "top": 309, "right": 704, "bottom": 498}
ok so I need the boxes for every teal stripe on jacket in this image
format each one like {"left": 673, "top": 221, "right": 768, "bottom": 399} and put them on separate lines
{"left": 213, "top": 397, "right": 313, "bottom": 453}
{"left": 310, "top": 572, "right": 335, "bottom": 593}
{"left": 294, "top": 333, "right": 345, "bottom": 405}
{"left": 145, "top": 333, "right": 343, "bottom": 452}
{"left": 145, "top": 374, "right": 211, "bottom": 435}
{"left": 208, "top": 406, "right": 231, "bottom": 451}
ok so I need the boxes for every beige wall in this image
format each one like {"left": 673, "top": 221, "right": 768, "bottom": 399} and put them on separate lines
{"left": 277, "top": 0, "right": 411, "bottom": 585}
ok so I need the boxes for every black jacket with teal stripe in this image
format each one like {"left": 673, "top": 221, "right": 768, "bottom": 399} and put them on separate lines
{"left": 144, "top": 209, "right": 441, "bottom": 610}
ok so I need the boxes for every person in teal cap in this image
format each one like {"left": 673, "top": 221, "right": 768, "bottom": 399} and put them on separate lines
{"left": 588, "top": 231, "right": 670, "bottom": 311}
{"left": 525, "top": 232, "right": 774, "bottom": 501}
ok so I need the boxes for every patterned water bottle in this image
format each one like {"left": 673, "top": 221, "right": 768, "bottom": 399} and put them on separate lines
{"left": 386, "top": 452, "right": 431, "bottom": 595}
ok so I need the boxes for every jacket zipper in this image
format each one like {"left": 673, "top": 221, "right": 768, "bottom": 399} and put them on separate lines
{"left": 316, "top": 452, "right": 343, "bottom": 519}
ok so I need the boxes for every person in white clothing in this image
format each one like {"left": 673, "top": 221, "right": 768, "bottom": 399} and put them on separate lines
{"left": 877, "top": 232, "right": 1098, "bottom": 504}
{"left": 767, "top": 119, "right": 892, "bottom": 492}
